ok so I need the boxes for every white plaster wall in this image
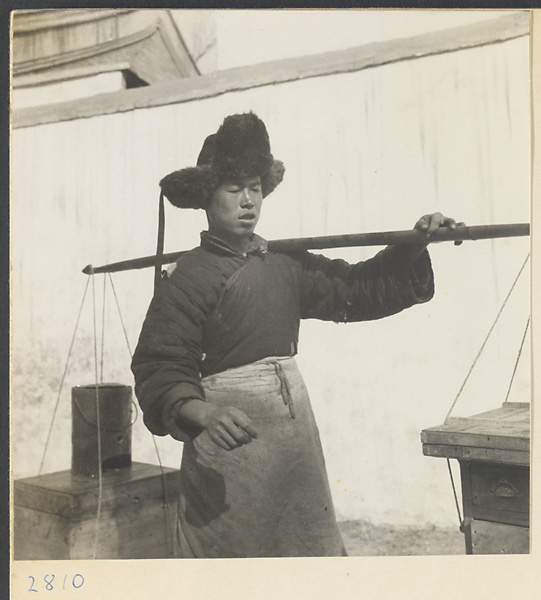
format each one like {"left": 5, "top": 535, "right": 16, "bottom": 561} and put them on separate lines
{"left": 212, "top": 9, "right": 513, "bottom": 70}
{"left": 11, "top": 33, "right": 529, "bottom": 527}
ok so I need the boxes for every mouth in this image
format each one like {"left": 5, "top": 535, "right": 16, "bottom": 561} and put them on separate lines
{"left": 239, "top": 213, "right": 256, "bottom": 221}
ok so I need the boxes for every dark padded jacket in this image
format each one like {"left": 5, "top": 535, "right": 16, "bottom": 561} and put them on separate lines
{"left": 131, "top": 232, "right": 434, "bottom": 436}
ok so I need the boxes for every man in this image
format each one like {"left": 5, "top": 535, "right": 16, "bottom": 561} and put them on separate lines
{"left": 132, "top": 112, "right": 460, "bottom": 558}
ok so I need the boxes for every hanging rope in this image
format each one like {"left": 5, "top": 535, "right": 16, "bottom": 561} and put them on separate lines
{"left": 154, "top": 191, "right": 166, "bottom": 294}
{"left": 446, "top": 458, "right": 464, "bottom": 532}
{"left": 444, "top": 253, "right": 530, "bottom": 422}
{"left": 100, "top": 273, "right": 107, "bottom": 383}
{"left": 39, "top": 278, "right": 91, "bottom": 476}
{"left": 90, "top": 270, "right": 104, "bottom": 559}
{"left": 109, "top": 271, "right": 175, "bottom": 557}
{"left": 38, "top": 266, "right": 174, "bottom": 558}
{"left": 151, "top": 434, "right": 175, "bottom": 557}
{"left": 442, "top": 253, "right": 530, "bottom": 532}
{"left": 108, "top": 272, "right": 133, "bottom": 357}
{"left": 503, "top": 317, "right": 530, "bottom": 404}
{"left": 106, "top": 272, "right": 139, "bottom": 424}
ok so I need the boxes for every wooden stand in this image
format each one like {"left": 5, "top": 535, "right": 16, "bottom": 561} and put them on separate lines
{"left": 421, "top": 403, "right": 530, "bottom": 555}
{"left": 14, "top": 462, "right": 181, "bottom": 560}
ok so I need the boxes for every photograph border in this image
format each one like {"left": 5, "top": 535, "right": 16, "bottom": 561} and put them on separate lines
{"left": 6, "top": 4, "right": 540, "bottom": 599}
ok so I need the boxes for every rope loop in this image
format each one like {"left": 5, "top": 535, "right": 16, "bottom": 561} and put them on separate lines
{"left": 72, "top": 395, "right": 139, "bottom": 433}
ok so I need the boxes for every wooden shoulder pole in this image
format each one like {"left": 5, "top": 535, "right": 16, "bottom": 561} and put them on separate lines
{"left": 82, "top": 223, "right": 530, "bottom": 275}
{"left": 268, "top": 223, "right": 530, "bottom": 253}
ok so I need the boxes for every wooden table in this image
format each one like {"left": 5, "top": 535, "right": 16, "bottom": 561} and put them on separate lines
{"left": 421, "top": 402, "right": 530, "bottom": 555}
{"left": 14, "top": 462, "right": 181, "bottom": 560}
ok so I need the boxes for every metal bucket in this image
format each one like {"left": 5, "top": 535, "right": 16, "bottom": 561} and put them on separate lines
{"left": 71, "top": 383, "right": 132, "bottom": 477}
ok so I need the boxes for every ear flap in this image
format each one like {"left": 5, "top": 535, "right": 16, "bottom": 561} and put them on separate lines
{"left": 261, "top": 160, "right": 285, "bottom": 198}
{"left": 159, "top": 166, "right": 218, "bottom": 209}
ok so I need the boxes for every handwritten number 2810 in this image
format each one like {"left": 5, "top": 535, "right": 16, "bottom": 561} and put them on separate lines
{"left": 28, "top": 574, "right": 85, "bottom": 592}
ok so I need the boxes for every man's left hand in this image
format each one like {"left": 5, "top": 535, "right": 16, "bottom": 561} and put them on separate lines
{"left": 414, "top": 212, "right": 465, "bottom": 242}
{"left": 404, "top": 212, "right": 465, "bottom": 261}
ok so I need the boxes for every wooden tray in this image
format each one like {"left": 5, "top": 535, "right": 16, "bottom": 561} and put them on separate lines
{"left": 421, "top": 403, "right": 530, "bottom": 466}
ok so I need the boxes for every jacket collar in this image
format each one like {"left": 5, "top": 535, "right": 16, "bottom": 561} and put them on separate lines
{"left": 200, "top": 231, "right": 268, "bottom": 258}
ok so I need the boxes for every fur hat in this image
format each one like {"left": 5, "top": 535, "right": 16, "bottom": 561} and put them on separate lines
{"left": 160, "top": 112, "right": 285, "bottom": 209}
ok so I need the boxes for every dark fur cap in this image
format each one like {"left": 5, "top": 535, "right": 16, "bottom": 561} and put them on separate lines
{"left": 160, "top": 112, "right": 285, "bottom": 209}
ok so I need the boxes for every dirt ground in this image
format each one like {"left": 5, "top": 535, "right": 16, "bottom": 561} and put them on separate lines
{"left": 339, "top": 520, "right": 465, "bottom": 556}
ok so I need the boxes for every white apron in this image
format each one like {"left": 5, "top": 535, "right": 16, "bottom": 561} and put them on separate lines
{"left": 175, "top": 356, "right": 346, "bottom": 558}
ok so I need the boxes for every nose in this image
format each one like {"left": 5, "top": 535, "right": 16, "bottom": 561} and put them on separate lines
{"left": 241, "top": 188, "right": 254, "bottom": 208}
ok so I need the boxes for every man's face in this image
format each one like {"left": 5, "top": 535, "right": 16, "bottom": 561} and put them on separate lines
{"left": 206, "top": 176, "right": 263, "bottom": 245}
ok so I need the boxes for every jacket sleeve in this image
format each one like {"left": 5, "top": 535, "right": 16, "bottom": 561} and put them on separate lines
{"left": 300, "top": 245, "right": 434, "bottom": 322}
{"left": 131, "top": 260, "right": 220, "bottom": 439}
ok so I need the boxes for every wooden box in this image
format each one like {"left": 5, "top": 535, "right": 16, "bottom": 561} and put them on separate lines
{"left": 14, "top": 462, "right": 181, "bottom": 560}
{"left": 421, "top": 402, "right": 530, "bottom": 555}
